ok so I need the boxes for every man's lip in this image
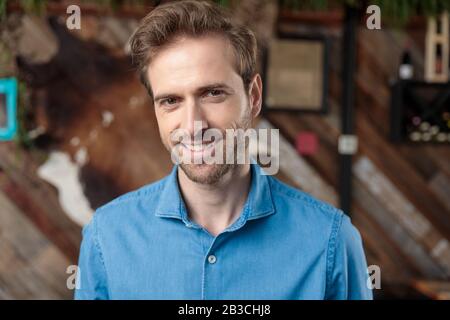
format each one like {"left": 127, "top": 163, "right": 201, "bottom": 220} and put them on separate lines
{"left": 182, "top": 141, "right": 214, "bottom": 146}
{"left": 180, "top": 140, "right": 218, "bottom": 152}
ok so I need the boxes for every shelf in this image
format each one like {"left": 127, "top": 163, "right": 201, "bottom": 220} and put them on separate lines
{"left": 390, "top": 79, "right": 450, "bottom": 144}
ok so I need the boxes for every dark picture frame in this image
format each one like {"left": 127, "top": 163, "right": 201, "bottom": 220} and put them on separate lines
{"left": 262, "top": 33, "right": 329, "bottom": 113}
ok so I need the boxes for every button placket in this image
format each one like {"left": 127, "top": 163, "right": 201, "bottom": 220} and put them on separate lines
{"left": 207, "top": 254, "right": 217, "bottom": 264}
{"left": 202, "top": 231, "right": 231, "bottom": 299}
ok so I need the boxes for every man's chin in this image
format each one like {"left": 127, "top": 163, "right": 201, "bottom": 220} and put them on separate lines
{"left": 179, "top": 163, "right": 231, "bottom": 185}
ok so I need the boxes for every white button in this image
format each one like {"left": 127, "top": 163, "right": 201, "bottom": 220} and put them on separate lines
{"left": 207, "top": 255, "right": 217, "bottom": 264}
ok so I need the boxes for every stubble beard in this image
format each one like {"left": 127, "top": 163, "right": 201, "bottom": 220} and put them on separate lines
{"left": 174, "top": 106, "right": 253, "bottom": 186}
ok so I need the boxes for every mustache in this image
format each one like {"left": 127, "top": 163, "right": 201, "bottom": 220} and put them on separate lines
{"left": 169, "top": 123, "right": 245, "bottom": 146}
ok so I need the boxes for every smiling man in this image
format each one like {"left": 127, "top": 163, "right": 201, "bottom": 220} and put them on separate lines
{"left": 74, "top": 0, "right": 373, "bottom": 300}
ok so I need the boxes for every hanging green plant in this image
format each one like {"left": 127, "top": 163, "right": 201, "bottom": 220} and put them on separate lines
{"left": 19, "top": 0, "right": 46, "bottom": 15}
{"left": 15, "top": 80, "right": 34, "bottom": 149}
{"left": 0, "top": 0, "right": 6, "bottom": 22}
{"left": 216, "top": 0, "right": 450, "bottom": 27}
{"left": 279, "top": 0, "right": 450, "bottom": 23}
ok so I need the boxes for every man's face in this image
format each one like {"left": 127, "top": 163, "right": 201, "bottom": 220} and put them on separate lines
{"left": 147, "top": 35, "right": 261, "bottom": 185}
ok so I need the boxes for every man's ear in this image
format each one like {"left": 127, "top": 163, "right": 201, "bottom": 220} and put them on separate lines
{"left": 248, "top": 73, "right": 263, "bottom": 118}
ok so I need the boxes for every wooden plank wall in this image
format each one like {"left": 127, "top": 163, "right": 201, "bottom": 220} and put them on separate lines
{"left": 0, "top": 186, "right": 72, "bottom": 299}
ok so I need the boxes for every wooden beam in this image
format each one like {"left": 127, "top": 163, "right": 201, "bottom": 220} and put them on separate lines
{"left": 0, "top": 191, "right": 72, "bottom": 299}
{"left": 413, "top": 280, "right": 450, "bottom": 300}
{"left": 354, "top": 156, "right": 450, "bottom": 277}
{"left": 0, "top": 143, "right": 81, "bottom": 262}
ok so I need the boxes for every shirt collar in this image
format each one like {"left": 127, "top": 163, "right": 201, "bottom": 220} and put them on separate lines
{"left": 154, "top": 162, "right": 276, "bottom": 227}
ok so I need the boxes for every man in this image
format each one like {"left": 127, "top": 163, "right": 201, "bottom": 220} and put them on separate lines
{"left": 75, "top": 0, "right": 372, "bottom": 300}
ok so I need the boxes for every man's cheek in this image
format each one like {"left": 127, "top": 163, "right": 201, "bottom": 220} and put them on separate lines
{"left": 216, "top": 105, "right": 243, "bottom": 124}
{"left": 157, "top": 127, "right": 172, "bottom": 149}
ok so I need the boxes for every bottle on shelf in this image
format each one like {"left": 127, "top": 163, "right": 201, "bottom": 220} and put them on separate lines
{"left": 399, "top": 42, "right": 414, "bottom": 80}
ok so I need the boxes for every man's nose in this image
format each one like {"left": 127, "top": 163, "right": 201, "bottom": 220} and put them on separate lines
{"left": 181, "top": 98, "right": 208, "bottom": 140}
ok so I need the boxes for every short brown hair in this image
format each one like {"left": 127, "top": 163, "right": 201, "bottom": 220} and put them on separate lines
{"left": 129, "top": 0, "right": 257, "bottom": 97}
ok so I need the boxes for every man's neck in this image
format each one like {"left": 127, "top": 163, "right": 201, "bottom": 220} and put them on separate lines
{"left": 177, "top": 164, "right": 252, "bottom": 237}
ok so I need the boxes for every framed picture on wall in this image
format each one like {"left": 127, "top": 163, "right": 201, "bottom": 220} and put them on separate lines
{"left": 262, "top": 33, "right": 329, "bottom": 113}
{"left": 0, "top": 78, "right": 18, "bottom": 141}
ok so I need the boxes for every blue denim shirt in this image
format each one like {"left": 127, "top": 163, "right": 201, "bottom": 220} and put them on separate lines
{"left": 75, "top": 163, "right": 372, "bottom": 300}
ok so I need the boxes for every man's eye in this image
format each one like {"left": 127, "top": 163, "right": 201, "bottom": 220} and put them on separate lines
{"left": 161, "top": 98, "right": 178, "bottom": 106}
{"left": 206, "top": 89, "right": 223, "bottom": 97}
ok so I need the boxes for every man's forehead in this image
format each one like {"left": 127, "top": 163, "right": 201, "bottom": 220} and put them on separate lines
{"left": 151, "top": 36, "right": 235, "bottom": 68}
{"left": 147, "top": 35, "right": 240, "bottom": 93}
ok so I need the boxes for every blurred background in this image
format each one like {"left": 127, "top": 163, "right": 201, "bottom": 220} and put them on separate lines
{"left": 0, "top": 0, "right": 450, "bottom": 299}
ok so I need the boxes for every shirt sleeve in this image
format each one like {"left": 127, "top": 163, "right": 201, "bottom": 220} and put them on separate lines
{"left": 325, "top": 214, "right": 373, "bottom": 300}
{"left": 74, "top": 215, "right": 109, "bottom": 300}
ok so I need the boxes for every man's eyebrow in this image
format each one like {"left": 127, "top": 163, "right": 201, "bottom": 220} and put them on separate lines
{"left": 195, "top": 83, "right": 234, "bottom": 94}
{"left": 153, "top": 93, "right": 177, "bottom": 102}
{"left": 154, "top": 83, "right": 234, "bottom": 102}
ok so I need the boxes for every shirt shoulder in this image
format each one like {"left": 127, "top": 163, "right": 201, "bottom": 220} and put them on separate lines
{"left": 268, "top": 175, "right": 344, "bottom": 226}
{"left": 93, "top": 174, "right": 169, "bottom": 220}
{"left": 266, "top": 175, "right": 351, "bottom": 257}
